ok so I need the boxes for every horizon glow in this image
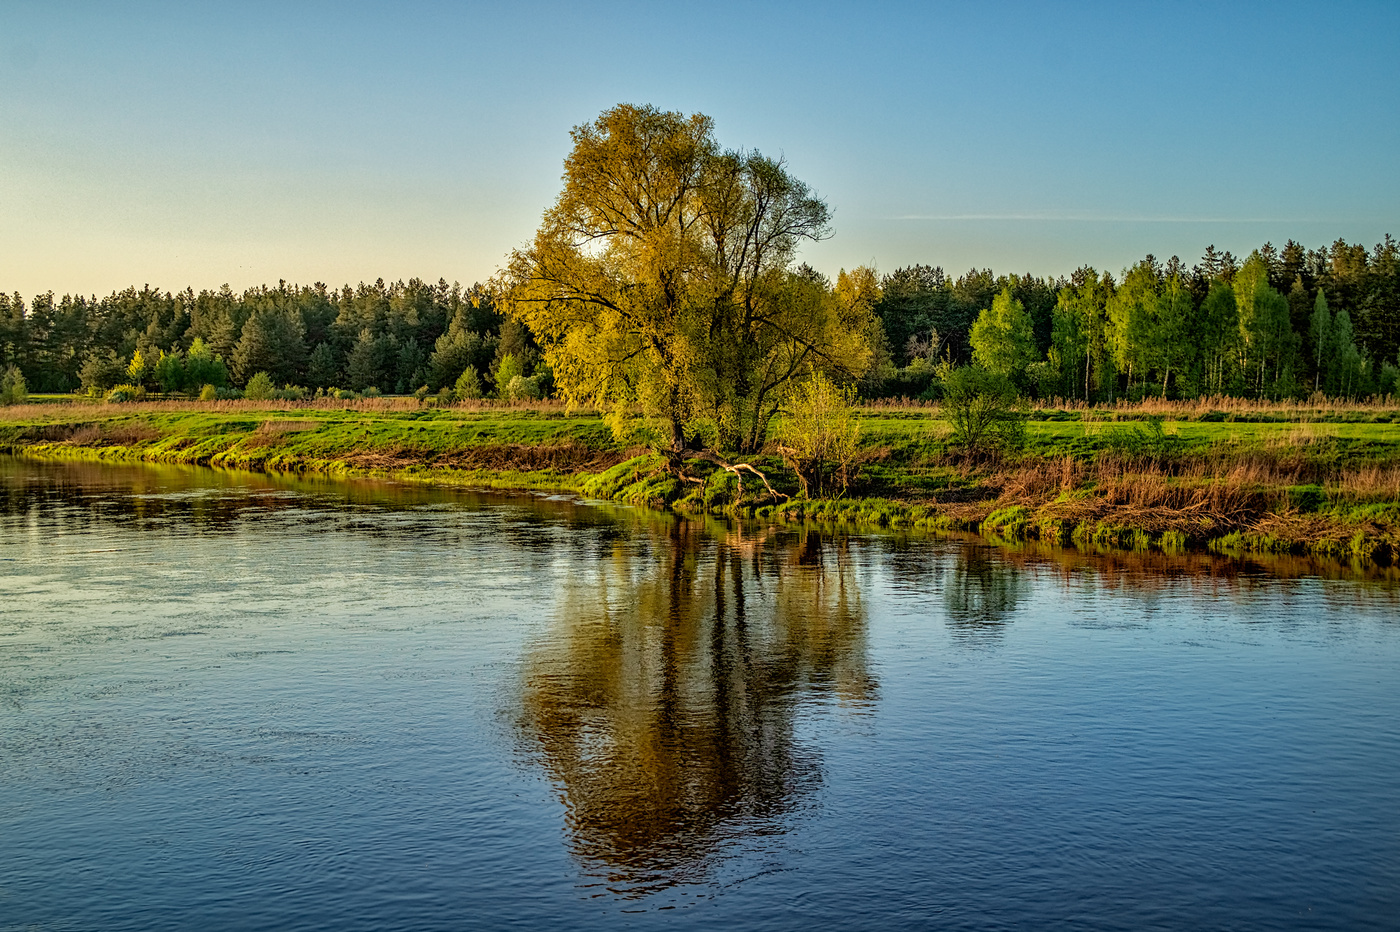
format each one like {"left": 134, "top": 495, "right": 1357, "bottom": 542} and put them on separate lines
{"left": 2, "top": 0, "right": 1396, "bottom": 299}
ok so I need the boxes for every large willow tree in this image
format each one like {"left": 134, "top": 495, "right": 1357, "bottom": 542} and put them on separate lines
{"left": 504, "top": 104, "right": 872, "bottom": 464}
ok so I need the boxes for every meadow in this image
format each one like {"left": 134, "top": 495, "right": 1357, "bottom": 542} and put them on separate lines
{"left": 2, "top": 395, "right": 1397, "bottom": 562}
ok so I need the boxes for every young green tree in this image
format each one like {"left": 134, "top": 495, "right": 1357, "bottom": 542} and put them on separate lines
{"left": 1234, "top": 252, "right": 1297, "bottom": 397}
{"left": 969, "top": 287, "right": 1035, "bottom": 382}
{"left": 244, "top": 371, "right": 277, "bottom": 401}
{"left": 185, "top": 337, "right": 228, "bottom": 389}
{"left": 494, "top": 352, "right": 525, "bottom": 399}
{"left": 776, "top": 371, "right": 861, "bottom": 497}
{"left": 429, "top": 310, "right": 493, "bottom": 391}
{"left": 344, "top": 327, "right": 388, "bottom": 391}
{"left": 1051, "top": 269, "right": 1115, "bottom": 401}
{"left": 307, "top": 342, "right": 339, "bottom": 390}
{"left": 0, "top": 365, "right": 27, "bottom": 405}
{"left": 1198, "top": 280, "right": 1239, "bottom": 395}
{"left": 1107, "top": 259, "right": 1158, "bottom": 394}
{"left": 127, "top": 348, "right": 151, "bottom": 389}
{"left": 941, "top": 366, "right": 1024, "bottom": 452}
{"left": 153, "top": 349, "right": 186, "bottom": 394}
{"left": 453, "top": 365, "right": 483, "bottom": 400}
{"left": 1153, "top": 271, "right": 1195, "bottom": 397}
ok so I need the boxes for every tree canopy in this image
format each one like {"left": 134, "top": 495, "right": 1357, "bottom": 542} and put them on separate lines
{"left": 504, "top": 104, "right": 874, "bottom": 459}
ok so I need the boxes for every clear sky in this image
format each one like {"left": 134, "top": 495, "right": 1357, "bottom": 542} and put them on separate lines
{"left": 2, "top": 0, "right": 1396, "bottom": 298}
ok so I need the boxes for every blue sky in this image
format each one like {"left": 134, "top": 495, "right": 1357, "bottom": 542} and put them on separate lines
{"left": 2, "top": 0, "right": 1396, "bottom": 297}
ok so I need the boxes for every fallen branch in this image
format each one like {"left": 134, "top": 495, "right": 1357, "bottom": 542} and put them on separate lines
{"left": 672, "top": 449, "right": 790, "bottom": 502}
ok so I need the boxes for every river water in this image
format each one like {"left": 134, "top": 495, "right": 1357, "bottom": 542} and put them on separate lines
{"left": 1, "top": 456, "right": 1397, "bottom": 931}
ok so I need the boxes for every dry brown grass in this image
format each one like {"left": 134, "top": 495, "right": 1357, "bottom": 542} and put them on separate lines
{"left": 0, "top": 397, "right": 592, "bottom": 420}
{"left": 1330, "top": 465, "right": 1400, "bottom": 503}
{"left": 969, "top": 443, "right": 1399, "bottom": 538}
{"left": 861, "top": 394, "right": 1399, "bottom": 418}
{"left": 28, "top": 422, "right": 163, "bottom": 445}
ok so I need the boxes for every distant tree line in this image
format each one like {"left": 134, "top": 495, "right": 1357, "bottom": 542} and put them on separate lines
{"left": 0, "top": 235, "right": 1396, "bottom": 403}
{"left": 0, "top": 278, "right": 548, "bottom": 400}
{"left": 854, "top": 236, "right": 1400, "bottom": 401}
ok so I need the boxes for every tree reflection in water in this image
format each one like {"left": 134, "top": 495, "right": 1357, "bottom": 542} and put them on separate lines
{"left": 943, "top": 545, "right": 1028, "bottom": 642}
{"left": 517, "top": 520, "right": 875, "bottom": 896}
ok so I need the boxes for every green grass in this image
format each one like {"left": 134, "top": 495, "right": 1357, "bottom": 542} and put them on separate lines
{"left": 3, "top": 397, "right": 1398, "bottom": 564}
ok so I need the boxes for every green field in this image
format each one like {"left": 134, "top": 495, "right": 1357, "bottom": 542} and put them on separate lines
{"left": 2, "top": 397, "right": 1398, "bottom": 563}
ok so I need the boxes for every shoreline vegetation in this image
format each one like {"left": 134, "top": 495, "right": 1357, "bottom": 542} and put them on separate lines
{"left": 3, "top": 394, "right": 1397, "bottom": 567}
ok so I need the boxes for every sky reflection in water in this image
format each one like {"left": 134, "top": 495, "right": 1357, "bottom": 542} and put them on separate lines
{"left": 1, "top": 456, "right": 1398, "bottom": 931}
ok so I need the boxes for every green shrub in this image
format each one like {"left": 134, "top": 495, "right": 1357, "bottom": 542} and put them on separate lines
{"left": 244, "top": 371, "right": 277, "bottom": 401}
{"left": 363, "top": 386, "right": 381, "bottom": 397}
{"left": 199, "top": 383, "right": 218, "bottom": 401}
{"left": 106, "top": 383, "right": 147, "bottom": 403}
{"left": 941, "top": 366, "right": 1025, "bottom": 451}
{"left": 0, "top": 365, "right": 27, "bottom": 405}
{"left": 982, "top": 505, "right": 1030, "bottom": 540}
{"left": 1160, "top": 530, "right": 1188, "bottom": 554}
{"left": 503, "top": 374, "right": 541, "bottom": 402}
{"left": 454, "top": 366, "right": 483, "bottom": 401}
{"left": 776, "top": 372, "right": 862, "bottom": 497}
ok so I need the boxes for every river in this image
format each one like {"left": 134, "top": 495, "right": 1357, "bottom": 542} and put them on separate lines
{"left": 1, "top": 456, "right": 1397, "bottom": 930}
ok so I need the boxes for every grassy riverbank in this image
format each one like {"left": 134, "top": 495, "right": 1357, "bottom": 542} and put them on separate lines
{"left": 2, "top": 396, "right": 1398, "bottom": 562}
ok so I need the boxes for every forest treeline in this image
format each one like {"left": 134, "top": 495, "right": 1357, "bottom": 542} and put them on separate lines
{"left": 1, "top": 235, "right": 1397, "bottom": 403}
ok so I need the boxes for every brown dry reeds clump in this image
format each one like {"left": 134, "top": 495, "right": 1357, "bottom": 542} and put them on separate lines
{"left": 25, "top": 422, "right": 162, "bottom": 446}
{"left": 966, "top": 438, "right": 1399, "bottom": 543}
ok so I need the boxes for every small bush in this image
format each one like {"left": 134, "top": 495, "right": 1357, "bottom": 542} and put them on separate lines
{"left": 1160, "top": 530, "right": 1188, "bottom": 554}
{"left": 982, "top": 505, "right": 1030, "bottom": 540}
{"left": 777, "top": 372, "right": 862, "bottom": 498}
{"left": 336, "top": 389, "right": 357, "bottom": 400}
{"left": 199, "top": 383, "right": 219, "bottom": 402}
{"left": 0, "top": 365, "right": 27, "bottom": 405}
{"left": 363, "top": 386, "right": 381, "bottom": 397}
{"left": 106, "top": 383, "right": 147, "bottom": 403}
{"left": 942, "top": 366, "right": 1025, "bottom": 451}
{"left": 503, "top": 374, "right": 541, "bottom": 402}
{"left": 244, "top": 371, "right": 277, "bottom": 401}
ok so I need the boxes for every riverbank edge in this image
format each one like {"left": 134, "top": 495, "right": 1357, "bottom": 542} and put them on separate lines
{"left": 4, "top": 433, "right": 1395, "bottom": 567}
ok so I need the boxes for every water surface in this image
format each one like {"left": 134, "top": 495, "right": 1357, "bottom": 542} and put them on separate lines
{"left": 2, "top": 456, "right": 1398, "bottom": 930}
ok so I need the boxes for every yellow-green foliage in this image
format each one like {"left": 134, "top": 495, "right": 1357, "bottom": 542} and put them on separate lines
{"left": 0, "top": 366, "right": 26, "bottom": 405}
{"left": 778, "top": 372, "right": 862, "bottom": 497}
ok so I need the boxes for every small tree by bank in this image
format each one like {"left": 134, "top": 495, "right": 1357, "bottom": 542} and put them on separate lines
{"left": 454, "top": 366, "right": 483, "bottom": 401}
{"left": 776, "top": 373, "right": 862, "bottom": 498}
{"left": 0, "top": 365, "right": 27, "bottom": 405}
{"left": 244, "top": 371, "right": 277, "bottom": 401}
{"left": 941, "top": 366, "right": 1025, "bottom": 452}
